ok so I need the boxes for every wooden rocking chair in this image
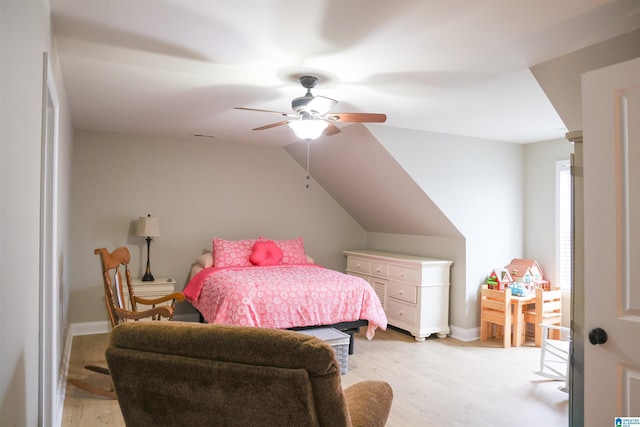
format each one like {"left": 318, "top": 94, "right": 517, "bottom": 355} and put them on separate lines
{"left": 67, "top": 246, "right": 185, "bottom": 398}
{"left": 534, "top": 324, "right": 570, "bottom": 393}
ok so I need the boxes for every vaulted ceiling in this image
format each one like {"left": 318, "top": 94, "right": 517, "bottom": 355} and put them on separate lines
{"left": 50, "top": 0, "right": 640, "bottom": 147}
{"left": 285, "top": 124, "right": 462, "bottom": 237}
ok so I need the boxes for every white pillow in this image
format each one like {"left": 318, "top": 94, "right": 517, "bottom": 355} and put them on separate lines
{"left": 196, "top": 252, "right": 213, "bottom": 268}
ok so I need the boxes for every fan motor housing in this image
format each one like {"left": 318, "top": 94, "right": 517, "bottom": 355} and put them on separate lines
{"left": 292, "top": 95, "right": 314, "bottom": 114}
{"left": 292, "top": 76, "right": 319, "bottom": 113}
{"left": 299, "top": 75, "right": 318, "bottom": 89}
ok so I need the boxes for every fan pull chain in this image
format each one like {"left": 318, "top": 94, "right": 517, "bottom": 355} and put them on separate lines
{"left": 305, "top": 139, "right": 311, "bottom": 189}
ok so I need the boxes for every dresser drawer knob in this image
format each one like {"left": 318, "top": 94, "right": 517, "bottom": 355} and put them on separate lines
{"left": 400, "top": 273, "right": 405, "bottom": 277}
{"left": 398, "top": 310, "right": 404, "bottom": 316}
{"left": 398, "top": 290, "right": 403, "bottom": 295}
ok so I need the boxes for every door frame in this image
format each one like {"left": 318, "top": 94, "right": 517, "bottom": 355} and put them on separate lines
{"left": 39, "top": 52, "right": 61, "bottom": 427}
{"left": 567, "top": 131, "right": 584, "bottom": 427}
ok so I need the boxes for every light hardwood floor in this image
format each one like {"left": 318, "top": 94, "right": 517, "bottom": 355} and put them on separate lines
{"left": 62, "top": 326, "right": 568, "bottom": 426}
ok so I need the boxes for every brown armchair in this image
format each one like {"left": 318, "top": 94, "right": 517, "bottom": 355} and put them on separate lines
{"left": 105, "top": 322, "right": 393, "bottom": 426}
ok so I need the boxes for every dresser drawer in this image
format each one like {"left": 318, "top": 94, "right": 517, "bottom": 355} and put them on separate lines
{"left": 387, "top": 281, "right": 417, "bottom": 304}
{"left": 370, "top": 261, "right": 388, "bottom": 277}
{"left": 422, "top": 264, "right": 452, "bottom": 283}
{"left": 386, "top": 299, "right": 418, "bottom": 326}
{"left": 388, "top": 264, "right": 420, "bottom": 282}
{"left": 347, "top": 257, "right": 371, "bottom": 274}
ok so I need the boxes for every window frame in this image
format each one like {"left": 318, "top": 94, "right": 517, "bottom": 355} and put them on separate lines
{"left": 556, "top": 159, "right": 572, "bottom": 290}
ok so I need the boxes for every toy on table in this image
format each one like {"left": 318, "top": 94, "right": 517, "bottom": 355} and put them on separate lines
{"left": 486, "top": 268, "right": 513, "bottom": 290}
{"left": 509, "top": 282, "right": 529, "bottom": 296}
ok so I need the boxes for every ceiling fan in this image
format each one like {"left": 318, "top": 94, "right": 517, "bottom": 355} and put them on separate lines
{"left": 234, "top": 76, "right": 387, "bottom": 140}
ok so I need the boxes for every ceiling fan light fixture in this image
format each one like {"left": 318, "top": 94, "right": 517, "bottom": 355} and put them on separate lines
{"left": 288, "top": 118, "right": 328, "bottom": 140}
{"left": 236, "top": 75, "right": 384, "bottom": 139}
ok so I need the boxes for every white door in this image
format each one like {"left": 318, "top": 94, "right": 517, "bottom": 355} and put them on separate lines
{"left": 583, "top": 57, "right": 640, "bottom": 425}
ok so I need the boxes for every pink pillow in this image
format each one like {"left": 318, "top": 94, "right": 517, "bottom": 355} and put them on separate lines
{"left": 260, "top": 236, "right": 308, "bottom": 265}
{"left": 250, "top": 240, "right": 283, "bottom": 266}
{"left": 212, "top": 238, "right": 256, "bottom": 268}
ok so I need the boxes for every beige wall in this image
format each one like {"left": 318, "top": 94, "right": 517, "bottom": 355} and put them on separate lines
{"left": 68, "top": 129, "right": 569, "bottom": 338}
{"left": 1, "top": 0, "right": 74, "bottom": 424}
{"left": 368, "top": 128, "right": 571, "bottom": 333}
{"left": 523, "top": 138, "right": 574, "bottom": 285}
{"left": 369, "top": 126, "right": 525, "bottom": 332}
{"left": 68, "top": 130, "right": 367, "bottom": 323}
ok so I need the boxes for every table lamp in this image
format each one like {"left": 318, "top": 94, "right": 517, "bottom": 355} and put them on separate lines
{"left": 136, "top": 214, "right": 160, "bottom": 281}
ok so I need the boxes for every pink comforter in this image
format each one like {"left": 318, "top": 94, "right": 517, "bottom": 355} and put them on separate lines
{"left": 184, "top": 264, "right": 387, "bottom": 339}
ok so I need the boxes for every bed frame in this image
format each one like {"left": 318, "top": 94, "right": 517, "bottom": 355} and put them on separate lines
{"left": 197, "top": 312, "right": 366, "bottom": 355}
{"left": 289, "top": 320, "right": 368, "bottom": 355}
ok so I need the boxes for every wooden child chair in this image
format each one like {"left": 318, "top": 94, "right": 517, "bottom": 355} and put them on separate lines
{"left": 523, "top": 288, "right": 562, "bottom": 347}
{"left": 480, "top": 284, "right": 513, "bottom": 348}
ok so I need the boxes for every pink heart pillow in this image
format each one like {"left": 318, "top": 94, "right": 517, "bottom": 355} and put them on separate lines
{"left": 250, "top": 240, "right": 283, "bottom": 266}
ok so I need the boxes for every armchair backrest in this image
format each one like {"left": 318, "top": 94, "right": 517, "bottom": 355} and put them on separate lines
{"left": 105, "top": 322, "right": 352, "bottom": 426}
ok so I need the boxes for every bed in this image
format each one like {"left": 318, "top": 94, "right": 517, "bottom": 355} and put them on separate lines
{"left": 183, "top": 237, "right": 387, "bottom": 353}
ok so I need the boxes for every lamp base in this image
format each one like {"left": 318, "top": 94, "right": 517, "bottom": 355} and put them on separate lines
{"left": 141, "top": 272, "right": 155, "bottom": 282}
{"left": 142, "top": 236, "right": 154, "bottom": 281}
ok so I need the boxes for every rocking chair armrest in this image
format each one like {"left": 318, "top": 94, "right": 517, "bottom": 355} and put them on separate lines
{"left": 133, "top": 292, "right": 185, "bottom": 306}
{"left": 114, "top": 305, "right": 173, "bottom": 321}
{"left": 539, "top": 324, "right": 569, "bottom": 332}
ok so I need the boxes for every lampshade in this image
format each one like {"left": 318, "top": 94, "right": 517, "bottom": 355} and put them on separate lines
{"left": 288, "top": 118, "right": 328, "bottom": 140}
{"left": 136, "top": 215, "right": 160, "bottom": 237}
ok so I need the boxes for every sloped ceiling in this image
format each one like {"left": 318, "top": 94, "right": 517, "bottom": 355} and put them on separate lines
{"left": 285, "top": 124, "right": 462, "bottom": 237}
{"left": 531, "top": 28, "right": 640, "bottom": 132}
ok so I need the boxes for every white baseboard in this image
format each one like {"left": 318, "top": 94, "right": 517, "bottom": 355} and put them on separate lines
{"left": 70, "top": 320, "right": 111, "bottom": 336}
{"left": 69, "top": 313, "right": 201, "bottom": 337}
{"left": 55, "top": 325, "right": 73, "bottom": 427}
{"left": 449, "top": 325, "right": 480, "bottom": 342}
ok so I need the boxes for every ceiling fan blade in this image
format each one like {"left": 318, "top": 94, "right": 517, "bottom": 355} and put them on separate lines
{"left": 252, "top": 120, "right": 294, "bottom": 131}
{"left": 235, "top": 107, "right": 294, "bottom": 116}
{"left": 323, "top": 123, "right": 341, "bottom": 136}
{"left": 306, "top": 95, "right": 338, "bottom": 115}
{"left": 325, "top": 113, "right": 387, "bottom": 123}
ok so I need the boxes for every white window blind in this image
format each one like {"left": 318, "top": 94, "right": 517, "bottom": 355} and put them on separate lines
{"left": 556, "top": 160, "right": 572, "bottom": 290}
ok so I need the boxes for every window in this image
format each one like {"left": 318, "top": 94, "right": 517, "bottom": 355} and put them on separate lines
{"left": 556, "top": 160, "right": 572, "bottom": 290}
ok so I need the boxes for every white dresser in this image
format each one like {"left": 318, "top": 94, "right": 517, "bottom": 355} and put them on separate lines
{"left": 343, "top": 250, "right": 452, "bottom": 341}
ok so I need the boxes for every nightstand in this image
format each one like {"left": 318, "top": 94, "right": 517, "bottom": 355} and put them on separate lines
{"left": 124, "top": 277, "right": 177, "bottom": 313}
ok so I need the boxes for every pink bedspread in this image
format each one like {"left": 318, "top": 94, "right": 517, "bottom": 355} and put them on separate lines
{"left": 183, "top": 264, "right": 387, "bottom": 339}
